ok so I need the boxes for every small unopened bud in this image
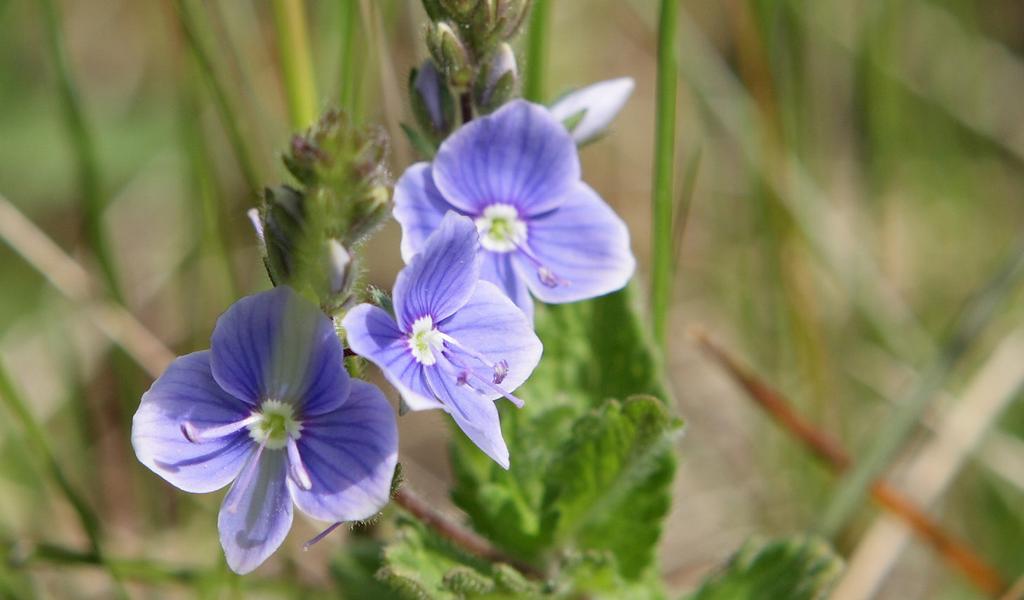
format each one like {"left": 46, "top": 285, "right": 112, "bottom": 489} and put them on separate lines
{"left": 326, "top": 239, "right": 352, "bottom": 296}
{"left": 475, "top": 43, "right": 517, "bottom": 111}
{"left": 428, "top": 22, "right": 473, "bottom": 88}
{"left": 410, "top": 60, "right": 454, "bottom": 135}
{"left": 439, "top": 0, "right": 478, "bottom": 19}
{"left": 493, "top": 0, "right": 530, "bottom": 40}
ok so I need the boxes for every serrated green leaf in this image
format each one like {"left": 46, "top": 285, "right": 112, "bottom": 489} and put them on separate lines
{"left": 558, "top": 551, "right": 668, "bottom": 600}
{"left": 543, "top": 396, "right": 680, "bottom": 579}
{"left": 450, "top": 286, "right": 678, "bottom": 575}
{"left": 686, "top": 537, "right": 844, "bottom": 600}
{"left": 379, "top": 516, "right": 539, "bottom": 599}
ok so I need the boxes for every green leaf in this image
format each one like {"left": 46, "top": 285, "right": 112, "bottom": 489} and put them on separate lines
{"left": 378, "top": 516, "right": 540, "bottom": 600}
{"left": 686, "top": 537, "right": 844, "bottom": 600}
{"left": 543, "top": 397, "right": 680, "bottom": 579}
{"left": 450, "top": 286, "right": 678, "bottom": 574}
{"left": 557, "top": 551, "right": 667, "bottom": 600}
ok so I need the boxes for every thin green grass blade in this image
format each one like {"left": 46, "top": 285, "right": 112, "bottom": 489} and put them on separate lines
{"left": 339, "top": 0, "right": 362, "bottom": 117}
{"left": 819, "top": 238, "right": 1024, "bottom": 537}
{"left": 651, "top": 0, "right": 679, "bottom": 347}
{"left": 39, "top": 0, "right": 122, "bottom": 302}
{"left": 175, "top": 0, "right": 262, "bottom": 194}
{"left": 523, "top": 0, "right": 552, "bottom": 103}
{"left": 271, "top": 0, "right": 319, "bottom": 130}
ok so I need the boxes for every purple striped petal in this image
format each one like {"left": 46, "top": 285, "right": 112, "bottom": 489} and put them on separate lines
{"left": 438, "top": 281, "right": 541, "bottom": 398}
{"left": 424, "top": 361, "right": 509, "bottom": 469}
{"left": 131, "top": 351, "right": 254, "bottom": 494}
{"left": 287, "top": 380, "right": 398, "bottom": 521}
{"left": 432, "top": 100, "right": 579, "bottom": 217}
{"left": 210, "top": 287, "right": 351, "bottom": 416}
{"left": 514, "top": 183, "right": 634, "bottom": 303}
{"left": 392, "top": 163, "right": 455, "bottom": 263}
{"left": 218, "top": 450, "right": 293, "bottom": 574}
{"left": 392, "top": 213, "right": 482, "bottom": 330}
{"left": 342, "top": 304, "right": 442, "bottom": 411}
{"left": 479, "top": 252, "right": 533, "bottom": 322}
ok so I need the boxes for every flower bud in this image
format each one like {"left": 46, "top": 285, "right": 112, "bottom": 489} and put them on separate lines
{"left": 493, "top": 0, "right": 530, "bottom": 40}
{"left": 439, "top": 0, "right": 479, "bottom": 19}
{"left": 410, "top": 60, "right": 454, "bottom": 136}
{"left": 474, "top": 43, "right": 517, "bottom": 111}
{"left": 427, "top": 21, "right": 473, "bottom": 89}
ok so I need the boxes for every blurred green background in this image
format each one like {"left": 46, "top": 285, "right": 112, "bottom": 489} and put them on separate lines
{"left": 1, "top": 0, "right": 1023, "bottom": 598}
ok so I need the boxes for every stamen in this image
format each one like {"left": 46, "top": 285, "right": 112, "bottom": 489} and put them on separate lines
{"left": 287, "top": 437, "right": 313, "bottom": 491}
{"left": 493, "top": 360, "right": 509, "bottom": 385}
{"left": 227, "top": 437, "right": 270, "bottom": 514}
{"left": 511, "top": 241, "right": 570, "bottom": 288}
{"left": 304, "top": 522, "right": 344, "bottom": 550}
{"left": 441, "top": 350, "right": 525, "bottom": 408}
{"left": 181, "top": 415, "right": 261, "bottom": 444}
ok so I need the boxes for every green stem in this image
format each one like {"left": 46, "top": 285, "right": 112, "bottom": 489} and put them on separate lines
{"left": 819, "top": 238, "right": 1024, "bottom": 537}
{"left": 39, "top": 0, "right": 122, "bottom": 302}
{"left": 0, "top": 360, "right": 129, "bottom": 598}
{"left": 523, "top": 0, "right": 552, "bottom": 103}
{"left": 271, "top": 0, "right": 319, "bottom": 130}
{"left": 651, "top": 0, "right": 679, "bottom": 347}
{"left": 339, "top": 0, "right": 361, "bottom": 116}
{"left": 175, "top": 0, "right": 262, "bottom": 194}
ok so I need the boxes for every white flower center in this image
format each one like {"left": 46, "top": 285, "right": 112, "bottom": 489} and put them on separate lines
{"left": 475, "top": 204, "right": 527, "bottom": 253}
{"left": 408, "top": 315, "right": 445, "bottom": 365}
{"left": 248, "top": 399, "right": 302, "bottom": 450}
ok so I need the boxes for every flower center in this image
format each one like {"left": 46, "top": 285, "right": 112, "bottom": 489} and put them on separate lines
{"left": 475, "top": 204, "right": 527, "bottom": 253}
{"left": 408, "top": 315, "right": 445, "bottom": 365}
{"left": 248, "top": 399, "right": 302, "bottom": 450}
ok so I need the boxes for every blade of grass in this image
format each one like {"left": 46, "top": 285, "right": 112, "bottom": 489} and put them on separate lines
{"left": 819, "top": 238, "right": 1024, "bottom": 539}
{"left": 693, "top": 331, "right": 1008, "bottom": 596}
{"left": 651, "top": 0, "right": 678, "bottom": 347}
{"left": 0, "top": 361, "right": 131, "bottom": 599}
{"left": 174, "top": 0, "right": 262, "bottom": 194}
{"left": 271, "top": 0, "right": 319, "bottom": 130}
{"left": 672, "top": 146, "right": 700, "bottom": 274}
{"left": 38, "top": 0, "right": 122, "bottom": 302}
{"left": 834, "top": 331, "right": 1024, "bottom": 599}
{"left": 523, "top": 0, "right": 552, "bottom": 103}
{"left": 338, "top": 0, "right": 361, "bottom": 116}
{"left": 0, "top": 193, "right": 174, "bottom": 378}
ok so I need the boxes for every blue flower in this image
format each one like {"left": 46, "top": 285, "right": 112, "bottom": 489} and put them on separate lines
{"left": 393, "top": 99, "right": 635, "bottom": 320}
{"left": 549, "top": 77, "right": 636, "bottom": 144}
{"left": 343, "top": 213, "right": 542, "bottom": 468}
{"left": 131, "top": 287, "right": 398, "bottom": 574}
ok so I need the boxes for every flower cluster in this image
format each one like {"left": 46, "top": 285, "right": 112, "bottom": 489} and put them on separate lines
{"left": 131, "top": 2, "right": 637, "bottom": 575}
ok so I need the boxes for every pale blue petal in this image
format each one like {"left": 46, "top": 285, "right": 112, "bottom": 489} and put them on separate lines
{"left": 131, "top": 351, "right": 253, "bottom": 494}
{"left": 210, "top": 287, "right": 351, "bottom": 416}
{"left": 342, "top": 304, "right": 442, "bottom": 411}
{"left": 514, "top": 183, "right": 635, "bottom": 303}
{"left": 479, "top": 252, "right": 533, "bottom": 322}
{"left": 432, "top": 100, "right": 579, "bottom": 217}
{"left": 549, "top": 77, "right": 635, "bottom": 144}
{"left": 424, "top": 361, "right": 510, "bottom": 469}
{"left": 218, "top": 450, "right": 293, "bottom": 574}
{"left": 392, "top": 163, "right": 457, "bottom": 263}
{"left": 288, "top": 380, "right": 398, "bottom": 521}
{"left": 392, "top": 213, "right": 482, "bottom": 330}
{"left": 438, "top": 281, "right": 541, "bottom": 398}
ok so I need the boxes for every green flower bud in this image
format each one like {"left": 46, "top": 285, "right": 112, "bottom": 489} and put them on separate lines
{"left": 442, "top": 566, "right": 495, "bottom": 594}
{"left": 474, "top": 42, "right": 517, "bottom": 111}
{"left": 409, "top": 60, "right": 455, "bottom": 138}
{"left": 427, "top": 21, "right": 473, "bottom": 89}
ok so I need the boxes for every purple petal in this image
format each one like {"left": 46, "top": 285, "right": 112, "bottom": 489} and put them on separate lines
{"left": 131, "top": 351, "right": 254, "bottom": 493}
{"left": 342, "top": 304, "right": 442, "bottom": 411}
{"left": 432, "top": 100, "right": 579, "bottom": 217}
{"left": 288, "top": 380, "right": 398, "bottom": 521}
{"left": 424, "top": 362, "right": 510, "bottom": 469}
{"left": 392, "top": 213, "right": 482, "bottom": 330}
{"left": 210, "top": 287, "right": 351, "bottom": 416}
{"left": 392, "top": 163, "right": 456, "bottom": 263}
{"left": 438, "top": 281, "right": 542, "bottom": 398}
{"left": 479, "top": 252, "right": 533, "bottom": 322}
{"left": 549, "top": 77, "right": 635, "bottom": 144}
{"left": 218, "top": 450, "right": 293, "bottom": 574}
{"left": 514, "top": 183, "right": 635, "bottom": 303}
